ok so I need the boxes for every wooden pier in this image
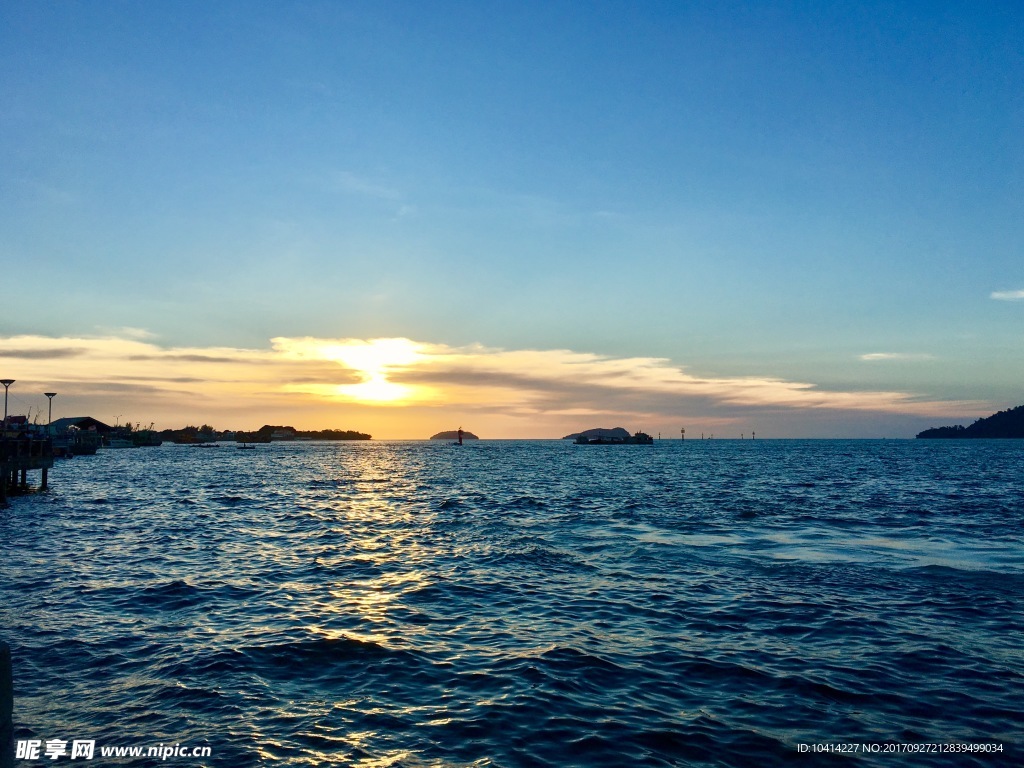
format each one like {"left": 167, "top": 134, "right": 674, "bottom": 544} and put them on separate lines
{"left": 0, "top": 437, "right": 54, "bottom": 504}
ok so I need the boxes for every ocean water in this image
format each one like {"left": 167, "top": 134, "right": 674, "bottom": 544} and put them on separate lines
{"left": 1, "top": 439, "right": 1022, "bottom": 767}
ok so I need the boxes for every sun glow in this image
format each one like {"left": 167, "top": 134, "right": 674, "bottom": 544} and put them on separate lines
{"left": 317, "top": 338, "right": 427, "bottom": 404}
{"left": 336, "top": 375, "right": 413, "bottom": 403}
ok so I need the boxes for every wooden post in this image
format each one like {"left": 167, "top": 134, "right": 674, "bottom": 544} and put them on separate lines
{"left": 40, "top": 468, "right": 48, "bottom": 491}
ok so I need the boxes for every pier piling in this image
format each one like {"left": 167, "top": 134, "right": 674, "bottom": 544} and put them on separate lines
{"left": 0, "top": 437, "right": 54, "bottom": 502}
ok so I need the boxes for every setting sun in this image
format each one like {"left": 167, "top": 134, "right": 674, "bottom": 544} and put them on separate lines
{"left": 336, "top": 375, "right": 413, "bottom": 403}
{"left": 321, "top": 338, "right": 427, "bottom": 405}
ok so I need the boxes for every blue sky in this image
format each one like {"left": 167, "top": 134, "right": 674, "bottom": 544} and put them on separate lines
{"left": 1, "top": 1, "right": 1021, "bottom": 437}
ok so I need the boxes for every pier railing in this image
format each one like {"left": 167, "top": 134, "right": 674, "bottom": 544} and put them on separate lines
{"left": 0, "top": 437, "right": 54, "bottom": 468}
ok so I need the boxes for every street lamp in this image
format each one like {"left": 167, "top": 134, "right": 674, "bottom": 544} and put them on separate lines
{"left": 45, "top": 392, "right": 57, "bottom": 433}
{"left": 1, "top": 379, "right": 14, "bottom": 423}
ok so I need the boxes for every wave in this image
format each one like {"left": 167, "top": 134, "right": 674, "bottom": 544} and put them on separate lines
{"left": 7, "top": 439, "right": 1023, "bottom": 767}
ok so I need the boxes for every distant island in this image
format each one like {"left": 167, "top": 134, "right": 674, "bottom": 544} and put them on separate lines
{"left": 161, "top": 424, "right": 371, "bottom": 443}
{"left": 240, "top": 425, "right": 371, "bottom": 441}
{"left": 916, "top": 404, "right": 1024, "bottom": 439}
{"left": 430, "top": 430, "right": 479, "bottom": 440}
{"left": 564, "top": 427, "right": 654, "bottom": 445}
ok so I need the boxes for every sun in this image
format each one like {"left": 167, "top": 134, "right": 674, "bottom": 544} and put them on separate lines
{"left": 336, "top": 374, "right": 413, "bottom": 403}
{"left": 323, "top": 338, "right": 426, "bottom": 404}
{"left": 273, "top": 336, "right": 441, "bottom": 405}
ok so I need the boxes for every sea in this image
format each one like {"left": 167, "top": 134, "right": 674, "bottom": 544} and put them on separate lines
{"left": 1, "top": 439, "right": 1022, "bottom": 767}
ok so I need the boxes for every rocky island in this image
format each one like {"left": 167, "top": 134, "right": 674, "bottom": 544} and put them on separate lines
{"left": 430, "top": 430, "right": 479, "bottom": 440}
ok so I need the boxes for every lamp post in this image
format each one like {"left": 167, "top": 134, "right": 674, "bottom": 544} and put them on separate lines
{"left": 1, "top": 379, "right": 13, "bottom": 424}
{"left": 45, "top": 393, "right": 57, "bottom": 434}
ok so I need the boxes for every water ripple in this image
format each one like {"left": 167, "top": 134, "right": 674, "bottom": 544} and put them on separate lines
{"left": 2, "top": 440, "right": 1022, "bottom": 766}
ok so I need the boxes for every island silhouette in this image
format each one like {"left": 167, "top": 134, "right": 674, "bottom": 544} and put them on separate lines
{"left": 916, "top": 404, "right": 1024, "bottom": 438}
{"left": 430, "top": 430, "right": 479, "bottom": 440}
{"left": 162, "top": 424, "right": 371, "bottom": 443}
{"left": 564, "top": 427, "right": 654, "bottom": 445}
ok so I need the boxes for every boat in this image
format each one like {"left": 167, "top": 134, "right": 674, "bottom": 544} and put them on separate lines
{"left": 103, "top": 437, "right": 137, "bottom": 449}
{"left": 52, "top": 430, "right": 101, "bottom": 456}
{"left": 131, "top": 427, "right": 163, "bottom": 447}
{"left": 574, "top": 428, "right": 654, "bottom": 445}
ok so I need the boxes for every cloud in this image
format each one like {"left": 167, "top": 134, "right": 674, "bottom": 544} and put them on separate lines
{"left": 333, "top": 171, "right": 401, "bottom": 200}
{"left": 859, "top": 352, "right": 935, "bottom": 362}
{"left": 0, "top": 332, "right": 987, "bottom": 434}
{"left": 95, "top": 326, "right": 158, "bottom": 340}
{"left": 271, "top": 337, "right": 966, "bottom": 416}
{"left": 402, "top": 346, "right": 955, "bottom": 415}
{"left": 0, "top": 347, "right": 87, "bottom": 359}
{"left": 991, "top": 289, "right": 1024, "bottom": 301}
{"left": 128, "top": 354, "right": 247, "bottom": 363}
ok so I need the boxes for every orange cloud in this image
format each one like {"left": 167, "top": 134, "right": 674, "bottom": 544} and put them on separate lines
{"left": 0, "top": 332, "right": 990, "bottom": 437}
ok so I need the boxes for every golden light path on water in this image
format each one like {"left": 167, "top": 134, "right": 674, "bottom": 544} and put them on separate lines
{"left": 269, "top": 445, "right": 459, "bottom": 767}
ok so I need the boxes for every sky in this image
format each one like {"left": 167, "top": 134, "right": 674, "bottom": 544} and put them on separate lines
{"left": 1, "top": 0, "right": 1021, "bottom": 438}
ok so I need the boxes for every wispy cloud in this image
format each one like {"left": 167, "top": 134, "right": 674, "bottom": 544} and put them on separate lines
{"left": 376, "top": 344, "right": 952, "bottom": 415}
{"left": 0, "top": 347, "right": 87, "bottom": 359}
{"left": 274, "top": 338, "right": 962, "bottom": 416}
{"left": 0, "top": 332, "right": 986, "bottom": 434}
{"left": 859, "top": 352, "right": 935, "bottom": 362}
{"left": 333, "top": 171, "right": 402, "bottom": 200}
{"left": 94, "top": 326, "right": 158, "bottom": 340}
{"left": 990, "top": 289, "right": 1024, "bottom": 301}
{"left": 127, "top": 354, "right": 249, "bottom": 364}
